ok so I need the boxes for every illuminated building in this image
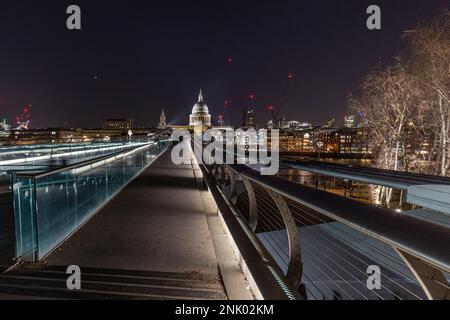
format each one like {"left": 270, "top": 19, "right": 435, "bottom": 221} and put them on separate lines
{"left": 277, "top": 130, "right": 314, "bottom": 152}
{"left": 189, "top": 89, "right": 211, "bottom": 127}
{"left": 338, "top": 128, "right": 369, "bottom": 154}
{"left": 314, "top": 128, "right": 340, "bottom": 153}
{"left": 344, "top": 115, "right": 357, "bottom": 128}
{"left": 0, "top": 119, "right": 11, "bottom": 131}
{"left": 245, "top": 109, "right": 255, "bottom": 128}
{"left": 103, "top": 117, "right": 133, "bottom": 129}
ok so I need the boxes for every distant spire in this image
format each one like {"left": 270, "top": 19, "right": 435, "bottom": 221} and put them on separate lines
{"left": 158, "top": 108, "right": 166, "bottom": 129}
{"left": 198, "top": 89, "right": 204, "bottom": 103}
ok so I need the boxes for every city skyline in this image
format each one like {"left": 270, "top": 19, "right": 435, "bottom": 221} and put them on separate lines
{"left": 0, "top": 0, "right": 447, "bottom": 128}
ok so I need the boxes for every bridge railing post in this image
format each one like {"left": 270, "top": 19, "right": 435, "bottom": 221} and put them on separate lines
{"left": 215, "top": 166, "right": 305, "bottom": 296}
{"left": 265, "top": 188, "right": 304, "bottom": 294}
{"left": 216, "top": 165, "right": 226, "bottom": 186}
{"left": 242, "top": 176, "right": 258, "bottom": 232}
{"left": 394, "top": 247, "right": 450, "bottom": 300}
{"left": 225, "top": 167, "right": 237, "bottom": 203}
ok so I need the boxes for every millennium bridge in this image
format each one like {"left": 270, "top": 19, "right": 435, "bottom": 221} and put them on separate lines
{"left": 0, "top": 136, "right": 448, "bottom": 300}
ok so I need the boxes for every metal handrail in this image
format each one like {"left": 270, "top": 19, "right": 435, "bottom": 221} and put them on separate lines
{"left": 284, "top": 159, "right": 450, "bottom": 190}
{"left": 12, "top": 147, "right": 134, "bottom": 178}
{"left": 201, "top": 153, "right": 449, "bottom": 298}
{"left": 187, "top": 139, "right": 450, "bottom": 299}
{"left": 228, "top": 164, "right": 450, "bottom": 274}
{"left": 12, "top": 142, "right": 156, "bottom": 179}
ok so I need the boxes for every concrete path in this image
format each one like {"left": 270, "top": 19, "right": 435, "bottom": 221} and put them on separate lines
{"left": 47, "top": 147, "right": 220, "bottom": 275}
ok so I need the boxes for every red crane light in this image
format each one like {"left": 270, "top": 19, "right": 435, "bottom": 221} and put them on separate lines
{"left": 249, "top": 94, "right": 256, "bottom": 100}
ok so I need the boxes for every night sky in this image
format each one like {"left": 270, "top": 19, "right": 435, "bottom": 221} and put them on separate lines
{"left": 0, "top": 0, "right": 447, "bottom": 128}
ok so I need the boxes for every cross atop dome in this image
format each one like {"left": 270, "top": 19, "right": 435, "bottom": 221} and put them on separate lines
{"left": 198, "top": 89, "right": 204, "bottom": 103}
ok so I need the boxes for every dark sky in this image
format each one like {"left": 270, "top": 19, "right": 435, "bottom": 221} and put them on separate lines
{"left": 0, "top": 0, "right": 447, "bottom": 128}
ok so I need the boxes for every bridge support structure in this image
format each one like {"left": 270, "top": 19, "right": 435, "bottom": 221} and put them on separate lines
{"left": 265, "top": 189, "right": 303, "bottom": 290}
{"left": 394, "top": 247, "right": 450, "bottom": 300}
{"left": 220, "top": 164, "right": 304, "bottom": 293}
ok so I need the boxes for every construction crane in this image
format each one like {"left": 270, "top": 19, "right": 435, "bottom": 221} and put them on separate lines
{"left": 216, "top": 100, "right": 229, "bottom": 126}
{"left": 267, "top": 104, "right": 283, "bottom": 129}
{"left": 16, "top": 104, "right": 32, "bottom": 130}
{"left": 268, "top": 73, "right": 296, "bottom": 129}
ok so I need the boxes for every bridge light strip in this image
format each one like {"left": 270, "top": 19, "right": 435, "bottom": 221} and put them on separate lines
{"left": 267, "top": 266, "right": 296, "bottom": 300}
{"left": 71, "top": 142, "right": 156, "bottom": 175}
{"left": 0, "top": 143, "right": 124, "bottom": 157}
{"left": 0, "top": 142, "right": 147, "bottom": 166}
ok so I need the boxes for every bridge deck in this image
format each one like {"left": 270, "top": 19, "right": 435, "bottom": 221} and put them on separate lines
{"left": 48, "top": 148, "right": 221, "bottom": 272}
{"left": 0, "top": 147, "right": 255, "bottom": 299}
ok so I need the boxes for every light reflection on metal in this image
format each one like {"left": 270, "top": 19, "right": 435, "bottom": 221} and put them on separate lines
{"left": 226, "top": 166, "right": 237, "bottom": 204}
{"left": 242, "top": 176, "right": 258, "bottom": 232}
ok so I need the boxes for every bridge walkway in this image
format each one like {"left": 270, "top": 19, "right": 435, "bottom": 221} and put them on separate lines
{"left": 0, "top": 147, "right": 252, "bottom": 300}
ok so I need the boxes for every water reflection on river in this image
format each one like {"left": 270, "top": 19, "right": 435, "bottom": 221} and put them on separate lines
{"left": 280, "top": 157, "right": 372, "bottom": 182}
{"left": 279, "top": 157, "right": 391, "bottom": 207}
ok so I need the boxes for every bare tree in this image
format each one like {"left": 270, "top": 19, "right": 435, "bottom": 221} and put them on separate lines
{"left": 349, "top": 59, "right": 421, "bottom": 205}
{"left": 350, "top": 59, "right": 419, "bottom": 169}
{"left": 408, "top": 11, "right": 450, "bottom": 176}
{"left": 349, "top": 10, "right": 449, "bottom": 184}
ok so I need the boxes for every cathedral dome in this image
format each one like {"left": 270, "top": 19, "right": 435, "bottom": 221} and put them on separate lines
{"left": 191, "top": 89, "right": 209, "bottom": 114}
{"left": 189, "top": 89, "right": 211, "bottom": 127}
